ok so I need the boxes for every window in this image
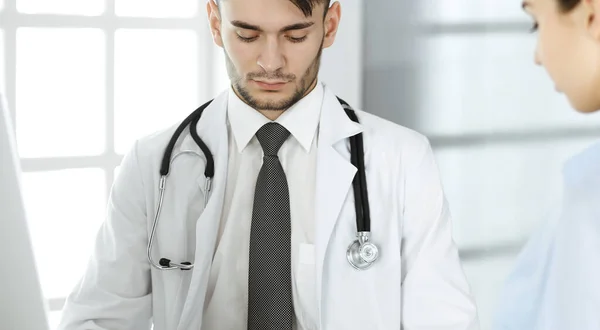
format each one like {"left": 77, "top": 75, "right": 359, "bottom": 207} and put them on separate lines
{"left": 16, "top": 27, "right": 106, "bottom": 157}
{"left": 115, "top": 0, "right": 198, "bottom": 18}
{"left": 16, "top": 0, "right": 104, "bottom": 15}
{"left": 0, "top": 1, "right": 220, "bottom": 328}
{"left": 113, "top": 28, "right": 200, "bottom": 153}
{"left": 20, "top": 169, "right": 106, "bottom": 299}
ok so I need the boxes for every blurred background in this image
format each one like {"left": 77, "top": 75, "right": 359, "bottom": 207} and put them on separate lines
{"left": 2, "top": 0, "right": 600, "bottom": 329}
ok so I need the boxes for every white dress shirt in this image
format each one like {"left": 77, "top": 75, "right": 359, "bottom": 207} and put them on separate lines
{"left": 201, "top": 82, "right": 324, "bottom": 330}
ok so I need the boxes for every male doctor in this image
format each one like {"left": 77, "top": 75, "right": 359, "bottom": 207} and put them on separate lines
{"left": 58, "top": 0, "right": 479, "bottom": 329}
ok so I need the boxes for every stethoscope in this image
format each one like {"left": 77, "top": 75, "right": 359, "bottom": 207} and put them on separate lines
{"left": 147, "top": 96, "right": 379, "bottom": 272}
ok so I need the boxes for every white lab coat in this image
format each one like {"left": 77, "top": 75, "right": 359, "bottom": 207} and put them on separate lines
{"left": 492, "top": 140, "right": 600, "bottom": 330}
{"left": 58, "top": 85, "right": 479, "bottom": 330}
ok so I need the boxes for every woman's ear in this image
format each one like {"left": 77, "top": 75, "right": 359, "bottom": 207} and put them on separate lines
{"left": 582, "top": 0, "right": 600, "bottom": 41}
{"left": 207, "top": 0, "right": 224, "bottom": 47}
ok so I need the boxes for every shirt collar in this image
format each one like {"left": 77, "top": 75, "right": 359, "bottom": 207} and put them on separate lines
{"left": 227, "top": 81, "right": 324, "bottom": 153}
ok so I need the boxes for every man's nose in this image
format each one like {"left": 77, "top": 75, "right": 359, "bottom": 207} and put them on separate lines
{"left": 257, "top": 38, "right": 285, "bottom": 73}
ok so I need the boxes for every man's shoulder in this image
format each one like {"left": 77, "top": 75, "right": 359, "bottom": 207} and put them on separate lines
{"left": 353, "top": 108, "right": 431, "bottom": 154}
{"left": 126, "top": 122, "right": 182, "bottom": 163}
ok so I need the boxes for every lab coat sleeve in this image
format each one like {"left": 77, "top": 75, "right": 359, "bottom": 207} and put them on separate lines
{"left": 400, "top": 136, "right": 479, "bottom": 330}
{"left": 58, "top": 140, "right": 152, "bottom": 330}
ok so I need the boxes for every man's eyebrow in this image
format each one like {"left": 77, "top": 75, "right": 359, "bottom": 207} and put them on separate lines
{"left": 522, "top": 1, "right": 532, "bottom": 10}
{"left": 280, "top": 22, "right": 314, "bottom": 32}
{"left": 230, "top": 20, "right": 315, "bottom": 32}
{"left": 231, "top": 20, "right": 261, "bottom": 31}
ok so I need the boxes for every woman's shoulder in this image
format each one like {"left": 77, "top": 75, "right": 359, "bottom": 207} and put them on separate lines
{"left": 562, "top": 140, "right": 600, "bottom": 191}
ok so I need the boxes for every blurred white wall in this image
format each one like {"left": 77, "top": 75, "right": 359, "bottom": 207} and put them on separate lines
{"left": 318, "top": 0, "right": 363, "bottom": 108}
{"left": 362, "top": 1, "right": 600, "bottom": 329}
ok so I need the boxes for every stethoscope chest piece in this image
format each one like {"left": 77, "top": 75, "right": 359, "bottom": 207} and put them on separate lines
{"left": 346, "top": 232, "right": 379, "bottom": 270}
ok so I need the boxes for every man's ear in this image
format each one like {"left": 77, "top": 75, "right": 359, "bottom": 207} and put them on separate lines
{"left": 322, "top": 1, "right": 341, "bottom": 49}
{"left": 207, "top": 0, "right": 224, "bottom": 47}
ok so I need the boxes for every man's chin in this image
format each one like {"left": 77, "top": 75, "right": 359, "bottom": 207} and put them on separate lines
{"left": 250, "top": 97, "right": 295, "bottom": 111}
{"left": 247, "top": 89, "right": 296, "bottom": 104}
{"left": 234, "top": 82, "right": 304, "bottom": 110}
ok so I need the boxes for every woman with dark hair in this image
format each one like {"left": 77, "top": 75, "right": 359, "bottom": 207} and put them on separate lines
{"left": 493, "top": 0, "right": 600, "bottom": 329}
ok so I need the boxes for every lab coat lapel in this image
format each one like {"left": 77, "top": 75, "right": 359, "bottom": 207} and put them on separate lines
{"left": 314, "top": 87, "right": 363, "bottom": 320}
{"left": 177, "top": 91, "right": 229, "bottom": 330}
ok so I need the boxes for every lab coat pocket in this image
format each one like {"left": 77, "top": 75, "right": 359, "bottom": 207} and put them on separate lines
{"left": 296, "top": 243, "right": 318, "bottom": 330}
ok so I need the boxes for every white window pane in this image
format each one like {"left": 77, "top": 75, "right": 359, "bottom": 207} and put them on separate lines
{"left": 115, "top": 29, "right": 199, "bottom": 154}
{"left": 0, "top": 0, "right": 4, "bottom": 12}
{"left": 0, "top": 30, "right": 5, "bottom": 96}
{"left": 115, "top": 0, "right": 197, "bottom": 18}
{"left": 417, "top": 33, "right": 600, "bottom": 136}
{"left": 435, "top": 137, "right": 599, "bottom": 250}
{"left": 17, "top": 0, "right": 105, "bottom": 15}
{"left": 419, "top": 0, "right": 527, "bottom": 23}
{"left": 16, "top": 28, "right": 105, "bottom": 158}
{"left": 20, "top": 169, "right": 106, "bottom": 300}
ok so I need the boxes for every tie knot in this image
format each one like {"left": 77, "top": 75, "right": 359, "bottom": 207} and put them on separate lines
{"left": 256, "top": 122, "right": 290, "bottom": 156}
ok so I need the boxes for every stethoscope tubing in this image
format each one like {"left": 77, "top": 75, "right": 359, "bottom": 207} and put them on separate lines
{"left": 149, "top": 97, "right": 373, "bottom": 270}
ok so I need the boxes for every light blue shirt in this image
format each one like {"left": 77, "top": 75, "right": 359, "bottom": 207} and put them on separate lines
{"left": 493, "top": 141, "right": 600, "bottom": 330}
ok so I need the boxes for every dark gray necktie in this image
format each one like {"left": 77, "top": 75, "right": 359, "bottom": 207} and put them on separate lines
{"left": 247, "top": 122, "right": 293, "bottom": 330}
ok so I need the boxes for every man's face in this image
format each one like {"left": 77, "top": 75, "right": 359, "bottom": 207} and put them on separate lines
{"left": 208, "top": 0, "right": 340, "bottom": 111}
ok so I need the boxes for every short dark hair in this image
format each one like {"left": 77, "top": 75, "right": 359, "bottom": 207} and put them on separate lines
{"left": 557, "top": 0, "right": 580, "bottom": 12}
{"left": 216, "top": 0, "right": 331, "bottom": 17}
{"left": 288, "top": 0, "right": 331, "bottom": 17}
